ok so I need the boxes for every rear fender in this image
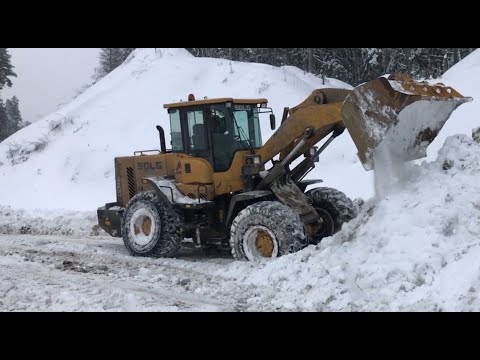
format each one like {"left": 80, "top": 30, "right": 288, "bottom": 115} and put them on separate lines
{"left": 143, "top": 176, "right": 176, "bottom": 208}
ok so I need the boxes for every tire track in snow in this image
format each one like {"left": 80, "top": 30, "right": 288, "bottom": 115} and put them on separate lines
{"left": 0, "top": 234, "right": 241, "bottom": 311}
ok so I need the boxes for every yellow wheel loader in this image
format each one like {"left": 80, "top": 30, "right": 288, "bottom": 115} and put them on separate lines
{"left": 97, "top": 75, "right": 471, "bottom": 260}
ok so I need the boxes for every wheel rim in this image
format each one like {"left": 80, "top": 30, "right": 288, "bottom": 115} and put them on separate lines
{"left": 314, "top": 208, "right": 335, "bottom": 239}
{"left": 130, "top": 208, "right": 158, "bottom": 246}
{"left": 243, "top": 226, "right": 278, "bottom": 260}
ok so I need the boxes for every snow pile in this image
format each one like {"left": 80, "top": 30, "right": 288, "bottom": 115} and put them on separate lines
{"left": 423, "top": 49, "right": 479, "bottom": 160}
{"left": 0, "top": 206, "right": 100, "bottom": 236}
{"left": 212, "top": 134, "right": 480, "bottom": 311}
{"left": 0, "top": 48, "right": 356, "bottom": 211}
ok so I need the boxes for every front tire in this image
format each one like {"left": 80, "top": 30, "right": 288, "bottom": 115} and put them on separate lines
{"left": 122, "top": 191, "right": 183, "bottom": 258}
{"left": 306, "top": 187, "right": 357, "bottom": 244}
{"left": 230, "top": 201, "right": 307, "bottom": 261}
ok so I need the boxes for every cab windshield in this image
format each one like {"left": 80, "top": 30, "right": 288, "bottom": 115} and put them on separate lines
{"left": 168, "top": 102, "right": 264, "bottom": 172}
{"left": 230, "top": 104, "right": 263, "bottom": 149}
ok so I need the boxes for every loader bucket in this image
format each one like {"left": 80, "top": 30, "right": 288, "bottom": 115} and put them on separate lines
{"left": 341, "top": 75, "right": 472, "bottom": 170}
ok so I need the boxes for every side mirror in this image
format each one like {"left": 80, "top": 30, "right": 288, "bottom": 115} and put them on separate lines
{"left": 270, "top": 114, "right": 276, "bottom": 130}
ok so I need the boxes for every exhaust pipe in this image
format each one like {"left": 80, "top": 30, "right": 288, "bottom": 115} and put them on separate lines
{"left": 156, "top": 125, "right": 167, "bottom": 153}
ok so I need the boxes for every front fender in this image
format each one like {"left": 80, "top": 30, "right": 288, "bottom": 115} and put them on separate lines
{"left": 226, "top": 190, "right": 274, "bottom": 226}
{"left": 298, "top": 179, "right": 323, "bottom": 193}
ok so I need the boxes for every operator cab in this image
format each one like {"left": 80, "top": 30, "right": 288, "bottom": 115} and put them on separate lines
{"left": 164, "top": 95, "right": 273, "bottom": 172}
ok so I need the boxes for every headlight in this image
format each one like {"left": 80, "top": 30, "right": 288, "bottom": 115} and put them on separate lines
{"left": 245, "top": 155, "right": 261, "bottom": 165}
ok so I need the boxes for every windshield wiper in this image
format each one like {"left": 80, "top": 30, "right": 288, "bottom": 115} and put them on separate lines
{"left": 232, "top": 112, "right": 255, "bottom": 154}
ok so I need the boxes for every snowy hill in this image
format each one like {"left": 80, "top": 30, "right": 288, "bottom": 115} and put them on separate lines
{"left": 0, "top": 48, "right": 356, "bottom": 211}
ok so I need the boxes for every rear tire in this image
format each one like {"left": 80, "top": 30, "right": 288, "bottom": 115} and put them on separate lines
{"left": 306, "top": 187, "right": 357, "bottom": 244}
{"left": 230, "top": 201, "right": 307, "bottom": 261}
{"left": 122, "top": 191, "right": 183, "bottom": 258}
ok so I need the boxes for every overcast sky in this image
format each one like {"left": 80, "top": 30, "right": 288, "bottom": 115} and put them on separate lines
{"left": 1, "top": 48, "right": 100, "bottom": 123}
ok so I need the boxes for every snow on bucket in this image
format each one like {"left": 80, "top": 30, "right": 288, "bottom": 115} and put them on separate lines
{"left": 341, "top": 75, "right": 472, "bottom": 171}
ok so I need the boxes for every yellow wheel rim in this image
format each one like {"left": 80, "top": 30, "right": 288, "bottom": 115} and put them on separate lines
{"left": 255, "top": 230, "right": 275, "bottom": 257}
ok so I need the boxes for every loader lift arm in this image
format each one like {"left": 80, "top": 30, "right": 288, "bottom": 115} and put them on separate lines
{"left": 257, "top": 76, "right": 471, "bottom": 173}
{"left": 257, "top": 88, "right": 351, "bottom": 168}
{"left": 253, "top": 75, "right": 471, "bottom": 236}
{"left": 253, "top": 88, "right": 353, "bottom": 236}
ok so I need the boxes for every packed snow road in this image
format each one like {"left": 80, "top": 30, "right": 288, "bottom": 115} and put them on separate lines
{"left": 0, "top": 234, "right": 242, "bottom": 312}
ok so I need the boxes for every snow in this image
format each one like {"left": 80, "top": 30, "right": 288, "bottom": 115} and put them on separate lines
{"left": 1, "top": 133, "right": 480, "bottom": 311}
{"left": 423, "top": 49, "right": 478, "bottom": 161}
{"left": 130, "top": 208, "right": 157, "bottom": 245}
{"left": 388, "top": 80, "right": 418, "bottom": 95}
{"left": 147, "top": 177, "right": 206, "bottom": 204}
{"left": 0, "top": 234, "right": 232, "bottom": 311}
{"left": 0, "top": 48, "right": 480, "bottom": 311}
{"left": 2, "top": 132, "right": 480, "bottom": 312}
{"left": 372, "top": 99, "right": 467, "bottom": 199}
{"left": 0, "top": 205, "right": 100, "bottom": 236}
{"left": 384, "top": 100, "right": 461, "bottom": 160}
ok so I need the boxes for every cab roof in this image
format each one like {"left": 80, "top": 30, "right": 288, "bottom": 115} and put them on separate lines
{"left": 163, "top": 98, "right": 268, "bottom": 109}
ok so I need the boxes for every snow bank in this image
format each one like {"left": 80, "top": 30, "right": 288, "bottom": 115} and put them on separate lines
{"left": 212, "top": 133, "right": 480, "bottom": 311}
{"left": 0, "top": 206, "right": 101, "bottom": 236}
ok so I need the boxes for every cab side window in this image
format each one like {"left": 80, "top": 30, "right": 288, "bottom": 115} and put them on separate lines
{"left": 169, "top": 109, "right": 183, "bottom": 152}
{"left": 187, "top": 110, "right": 207, "bottom": 151}
{"left": 211, "top": 108, "right": 234, "bottom": 172}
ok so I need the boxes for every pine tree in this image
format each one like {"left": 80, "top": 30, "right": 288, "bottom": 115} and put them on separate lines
{"left": 21, "top": 120, "right": 31, "bottom": 128}
{"left": 97, "top": 48, "right": 125, "bottom": 79}
{"left": 186, "top": 48, "right": 476, "bottom": 85}
{"left": 121, "top": 48, "right": 135, "bottom": 62}
{"left": 0, "top": 97, "right": 8, "bottom": 142}
{"left": 0, "top": 48, "right": 17, "bottom": 91}
{"left": 95, "top": 48, "right": 137, "bottom": 80}
{"left": 5, "top": 96, "right": 22, "bottom": 135}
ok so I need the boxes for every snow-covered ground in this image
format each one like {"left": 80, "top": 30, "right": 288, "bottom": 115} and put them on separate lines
{"left": 1, "top": 48, "right": 479, "bottom": 312}
{"left": 0, "top": 234, "right": 235, "bottom": 311}
{"left": 1, "top": 133, "right": 480, "bottom": 311}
